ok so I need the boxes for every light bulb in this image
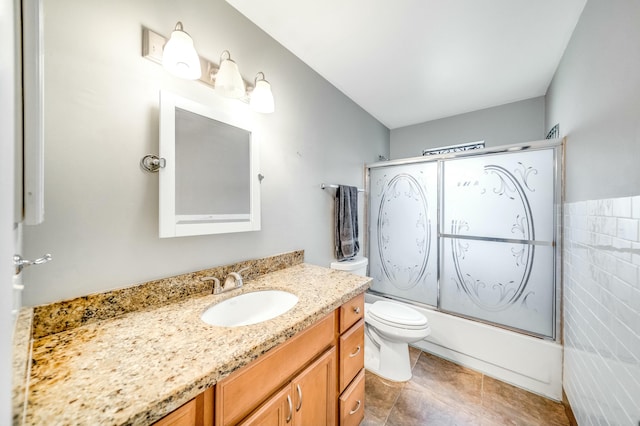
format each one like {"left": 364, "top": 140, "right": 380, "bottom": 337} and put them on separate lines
{"left": 162, "top": 22, "right": 201, "bottom": 80}
{"left": 214, "top": 51, "right": 246, "bottom": 98}
{"left": 250, "top": 77, "right": 275, "bottom": 114}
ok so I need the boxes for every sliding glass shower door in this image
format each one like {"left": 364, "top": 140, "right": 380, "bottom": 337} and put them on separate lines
{"left": 368, "top": 162, "right": 438, "bottom": 306}
{"left": 367, "top": 143, "right": 560, "bottom": 339}
{"left": 439, "top": 149, "right": 556, "bottom": 338}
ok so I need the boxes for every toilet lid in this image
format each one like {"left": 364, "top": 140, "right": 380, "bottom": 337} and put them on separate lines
{"left": 369, "top": 301, "right": 429, "bottom": 329}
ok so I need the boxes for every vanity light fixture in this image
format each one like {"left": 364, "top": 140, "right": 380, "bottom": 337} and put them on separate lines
{"left": 161, "top": 22, "right": 201, "bottom": 80}
{"left": 142, "top": 25, "right": 275, "bottom": 113}
{"left": 249, "top": 72, "right": 275, "bottom": 114}
{"left": 214, "top": 50, "right": 246, "bottom": 99}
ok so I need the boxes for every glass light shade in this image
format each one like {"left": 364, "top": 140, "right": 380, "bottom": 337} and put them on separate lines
{"left": 250, "top": 79, "right": 275, "bottom": 113}
{"left": 215, "top": 59, "right": 246, "bottom": 98}
{"left": 162, "top": 26, "right": 201, "bottom": 80}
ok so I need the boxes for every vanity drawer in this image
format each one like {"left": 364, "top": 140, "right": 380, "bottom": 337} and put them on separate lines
{"left": 339, "top": 369, "right": 365, "bottom": 426}
{"left": 215, "top": 313, "right": 336, "bottom": 426}
{"left": 339, "top": 293, "right": 364, "bottom": 333}
{"left": 339, "top": 319, "right": 364, "bottom": 392}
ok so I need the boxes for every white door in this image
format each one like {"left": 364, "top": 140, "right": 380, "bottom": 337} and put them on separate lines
{"left": 1, "top": 0, "right": 19, "bottom": 422}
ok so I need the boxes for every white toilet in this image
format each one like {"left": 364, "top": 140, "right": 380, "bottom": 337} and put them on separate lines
{"left": 329, "top": 257, "right": 431, "bottom": 382}
{"left": 364, "top": 300, "right": 430, "bottom": 381}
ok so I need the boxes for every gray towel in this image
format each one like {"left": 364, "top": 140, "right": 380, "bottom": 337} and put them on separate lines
{"left": 335, "top": 185, "right": 359, "bottom": 260}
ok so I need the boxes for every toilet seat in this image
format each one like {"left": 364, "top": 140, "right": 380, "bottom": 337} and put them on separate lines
{"left": 368, "top": 301, "right": 429, "bottom": 330}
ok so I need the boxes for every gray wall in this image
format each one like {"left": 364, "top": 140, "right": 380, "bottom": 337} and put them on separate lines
{"left": 546, "top": 0, "right": 640, "bottom": 423}
{"left": 22, "top": 0, "right": 389, "bottom": 306}
{"left": 390, "top": 97, "right": 545, "bottom": 159}
{"left": 546, "top": 1, "right": 640, "bottom": 203}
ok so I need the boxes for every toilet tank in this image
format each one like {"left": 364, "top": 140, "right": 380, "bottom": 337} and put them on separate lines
{"left": 330, "top": 256, "right": 368, "bottom": 276}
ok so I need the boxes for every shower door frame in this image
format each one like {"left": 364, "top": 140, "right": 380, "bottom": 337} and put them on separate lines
{"left": 364, "top": 138, "right": 564, "bottom": 341}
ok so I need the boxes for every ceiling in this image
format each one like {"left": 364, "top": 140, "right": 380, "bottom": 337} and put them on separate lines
{"left": 226, "top": 0, "right": 587, "bottom": 129}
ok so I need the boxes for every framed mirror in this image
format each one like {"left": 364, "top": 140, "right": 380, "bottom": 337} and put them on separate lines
{"left": 159, "top": 91, "right": 261, "bottom": 237}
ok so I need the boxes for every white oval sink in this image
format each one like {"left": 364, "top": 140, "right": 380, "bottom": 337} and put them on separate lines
{"left": 201, "top": 290, "right": 298, "bottom": 327}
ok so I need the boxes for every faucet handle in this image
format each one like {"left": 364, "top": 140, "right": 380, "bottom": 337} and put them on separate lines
{"left": 201, "top": 276, "right": 222, "bottom": 294}
{"left": 225, "top": 272, "right": 243, "bottom": 289}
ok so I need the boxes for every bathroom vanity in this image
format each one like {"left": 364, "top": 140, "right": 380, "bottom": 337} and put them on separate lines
{"left": 155, "top": 293, "right": 365, "bottom": 426}
{"left": 12, "top": 253, "right": 370, "bottom": 426}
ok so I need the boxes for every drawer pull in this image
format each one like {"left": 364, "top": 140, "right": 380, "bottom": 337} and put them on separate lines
{"left": 349, "top": 345, "right": 361, "bottom": 358}
{"left": 353, "top": 306, "right": 361, "bottom": 314}
{"left": 295, "top": 384, "right": 303, "bottom": 411}
{"left": 349, "top": 400, "right": 361, "bottom": 415}
{"left": 286, "top": 395, "right": 293, "bottom": 423}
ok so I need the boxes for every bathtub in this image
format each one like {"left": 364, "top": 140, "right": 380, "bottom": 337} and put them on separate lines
{"left": 365, "top": 292, "right": 563, "bottom": 401}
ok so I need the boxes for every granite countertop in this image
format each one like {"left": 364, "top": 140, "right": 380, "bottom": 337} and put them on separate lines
{"left": 17, "top": 263, "right": 371, "bottom": 425}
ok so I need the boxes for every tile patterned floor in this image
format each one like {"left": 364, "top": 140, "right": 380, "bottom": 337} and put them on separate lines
{"left": 362, "top": 348, "right": 570, "bottom": 426}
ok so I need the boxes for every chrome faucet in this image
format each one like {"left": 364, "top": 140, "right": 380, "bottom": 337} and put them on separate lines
{"left": 222, "top": 267, "right": 249, "bottom": 293}
{"left": 202, "top": 267, "right": 250, "bottom": 295}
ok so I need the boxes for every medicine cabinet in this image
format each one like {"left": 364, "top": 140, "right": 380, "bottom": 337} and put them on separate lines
{"left": 158, "top": 91, "right": 261, "bottom": 237}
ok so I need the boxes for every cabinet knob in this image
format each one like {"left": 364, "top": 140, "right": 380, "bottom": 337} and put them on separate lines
{"left": 349, "top": 400, "right": 361, "bottom": 415}
{"left": 353, "top": 306, "right": 361, "bottom": 314}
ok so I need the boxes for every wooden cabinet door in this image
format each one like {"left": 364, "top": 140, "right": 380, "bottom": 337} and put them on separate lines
{"left": 238, "top": 386, "right": 291, "bottom": 426}
{"left": 292, "top": 347, "right": 337, "bottom": 425}
{"left": 153, "top": 387, "right": 213, "bottom": 426}
{"left": 153, "top": 398, "right": 197, "bottom": 426}
{"left": 216, "top": 314, "right": 335, "bottom": 425}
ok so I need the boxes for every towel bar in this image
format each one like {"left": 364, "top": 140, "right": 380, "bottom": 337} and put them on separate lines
{"left": 321, "top": 183, "right": 364, "bottom": 192}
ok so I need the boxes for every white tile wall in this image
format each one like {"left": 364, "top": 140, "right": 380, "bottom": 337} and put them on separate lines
{"left": 564, "top": 197, "right": 640, "bottom": 425}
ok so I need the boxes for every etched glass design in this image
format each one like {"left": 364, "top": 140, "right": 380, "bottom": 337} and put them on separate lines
{"left": 441, "top": 239, "right": 555, "bottom": 336}
{"left": 440, "top": 149, "right": 555, "bottom": 337}
{"left": 369, "top": 162, "right": 438, "bottom": 306}
{"left": 442, "top": 150, "right": 555, "bottom": 242}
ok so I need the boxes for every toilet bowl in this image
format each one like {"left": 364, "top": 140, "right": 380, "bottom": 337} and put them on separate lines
{"left": 364, "top": 301, "right": 430, "bottom": 382}
{"left": 327, "top": 257, "right": 429, "bottom": 381}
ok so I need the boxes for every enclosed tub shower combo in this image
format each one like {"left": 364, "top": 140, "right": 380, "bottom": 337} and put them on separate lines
{"left": 365, "top": 139, "right": 563, "bottom": 398}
